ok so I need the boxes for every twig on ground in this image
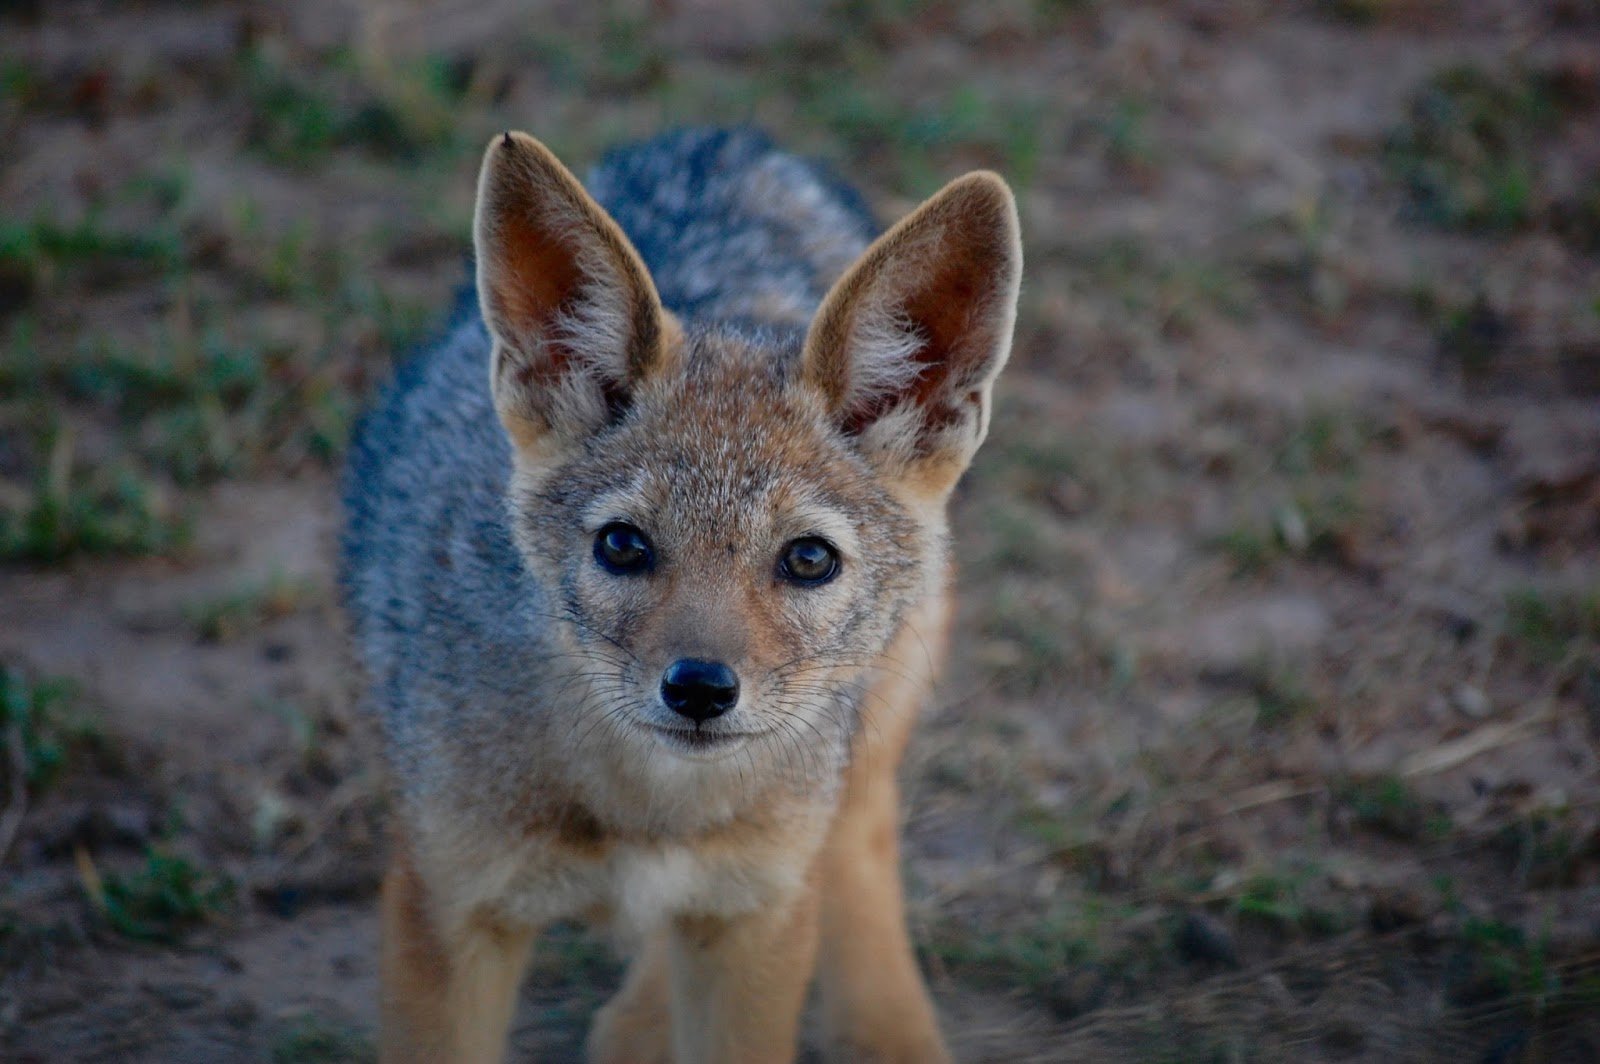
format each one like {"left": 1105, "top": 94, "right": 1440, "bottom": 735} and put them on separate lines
{"left": 1220, "top": 780, "right": 1319, "bottom": 816}
{"left": 1397, "top": 706, "right": 1553, "bottom": 778}
{"left": 75, "top": 841, "right": 108, "bottom": 913}
{"left": 1207, "top": 706, "right": 1556, "bottom": 821}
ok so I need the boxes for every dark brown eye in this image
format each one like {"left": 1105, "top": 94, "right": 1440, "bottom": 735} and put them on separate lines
{"left": 595, "top": 522, "right": 654, "bottom": 575}
{"left": 779, "top": 537, "right": 839, "bottom": 586}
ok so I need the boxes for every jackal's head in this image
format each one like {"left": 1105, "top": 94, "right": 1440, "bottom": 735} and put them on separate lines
{"left": 473, "top": 132, "right": 1020, "bottom": 802}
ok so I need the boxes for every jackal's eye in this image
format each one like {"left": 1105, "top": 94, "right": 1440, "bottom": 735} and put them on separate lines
{"left": 778, "top": 537, "right": 839, "bottom": 586}
{"left": 594, "top": 522, "right": 654, "bottom": 575}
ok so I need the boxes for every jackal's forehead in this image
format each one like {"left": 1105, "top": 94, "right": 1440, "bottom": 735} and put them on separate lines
{"left": 537, "top": 329, "right": 912, "bottom": 561}
{"left": 576, "top": 449, "right": 866, "bottom": 563}
{"left": 586, "top": 378, "right": 885, "bottom": 555}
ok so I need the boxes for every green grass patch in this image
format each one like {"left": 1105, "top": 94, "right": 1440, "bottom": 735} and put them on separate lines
{"left": 929, "top": 897, "right": 1122, "bottom": 994}
{"left": 2, "top": 247, "right": 432, "bottom": 544}
{"left": 1237, "top": 659, "right": 1317, "bottom": 730}
{"left": 1212, "top": 525, "right": 1276, "bottom": 576}
{"left": 1441, "top": 914, "right": 1600, "bottom": 1043}
{"left": 242, "top": 47, "right": 470, "bottom": 166}
{"left": 1011, "top": 802, "right": 1128, "bottom": 888}
{"left": 790, "top": 69, "right": 1045, "bottom": 193}
{"left": 1504, "top": 586, "right": 1600, "bottom": 664}
{"left": 1493, "top": 806, "right": 1589, "bottom": 888}
{"left": 61, "top": 327, "right": 275, "bottom": 485}
{"left": 1385, "top": 64, "right": 1565, "bottom": 232}
{"left": 0, "top": 425, "right": 188, "bottom": 562}
{"left": 1275, "top": 407, "right": 1371, "bottom": 477}
{"left": 1211, "top": 490, "right": 1359, "bottom": 576}
{"left": 0, "top": 666, "right": 96, "bottom": 793}
{"left": 58, "top": 330, "right": 266, "bottom": 415}
{"left": 33, "top": 303, "right": 413, "bottom": 485}
{"left": 1453, "top": 917, "right": 1553, "bottom": 999}
{"left": 187, "top": 572, "right": 320, "bottom": 643}
{"left": 1096, "top": 95, "right": 1158, "bottom": 173}
{"left": 541, "top": 12, "right": 671, "bottom": 95}
{"left": 0, "top": 57, "right": 42, "bottom": 108}
{"left": 1336, "top": 774, "right": 1451, "bottom": 842}
{"left": 96, "top": 846, "right": 233, "bottom": 943}
{"left": 0, "top": 212, "right": 182, "bottom": 278}
{"left": 270, "top": 1013, "right": 376, "bottom": 1064}
{"left": 1232, "top": 860, "right": 1349, "bottom": 936}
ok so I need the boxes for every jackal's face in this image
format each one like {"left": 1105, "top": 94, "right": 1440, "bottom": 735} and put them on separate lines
{"left": 509, "top": 341, "right": 928, "bottom": 778}
{"left": 473, "top": 132, "right": 1020, "bottom": 792}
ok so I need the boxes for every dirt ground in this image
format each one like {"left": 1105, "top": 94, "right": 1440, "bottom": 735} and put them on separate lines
{"left": 2, "top": 1, "right": 1599, "bottom": 1061}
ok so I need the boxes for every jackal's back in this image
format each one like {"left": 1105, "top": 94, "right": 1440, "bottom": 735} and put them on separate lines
{"left": 587, "top": 127, "right": 876, "bottom": 324}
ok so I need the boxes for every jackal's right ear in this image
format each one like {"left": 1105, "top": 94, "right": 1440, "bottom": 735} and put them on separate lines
{"left": 801, "top": 171, "right": 1021, "bottom": 498}
{"left": 475, "top": 132, "right": 675, "bottom": 455}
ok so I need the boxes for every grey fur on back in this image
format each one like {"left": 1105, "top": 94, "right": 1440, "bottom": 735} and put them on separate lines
{"left": 339, "top": 128, "right": 878, "bottom": 795}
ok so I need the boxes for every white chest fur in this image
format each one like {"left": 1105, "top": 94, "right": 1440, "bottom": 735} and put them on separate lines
{"left": 430, "top": 824, "right": 819, "bottom": 940}
{"left": 508, "top": 837, "right": 813, "bottom": 937}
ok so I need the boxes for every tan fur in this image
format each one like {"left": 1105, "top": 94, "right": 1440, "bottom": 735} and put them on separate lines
{"left": 587, "top": 932, "right": 672, "bottom": 1063}
{"left": 375, "top": 133, "right": 1022, "bottom": 1063}
{"left": 380, "top": 838, "right": 539, "bottom": 1063}
{"left": 814, "top": 591, "right": 954, "bottom": 1063}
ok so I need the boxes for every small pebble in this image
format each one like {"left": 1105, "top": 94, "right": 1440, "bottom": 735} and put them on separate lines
{"left": 1451, "top": 684, "right": 1491, "bottom": 719}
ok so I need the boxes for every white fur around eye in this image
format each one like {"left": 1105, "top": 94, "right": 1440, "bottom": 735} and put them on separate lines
{"left": 580, "top": 473, "right": 655, "bottom": 533}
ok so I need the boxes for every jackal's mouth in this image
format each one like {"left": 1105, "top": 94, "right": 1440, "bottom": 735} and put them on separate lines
{"left": 642, "top": 722, "right": 759, "bottom": 754}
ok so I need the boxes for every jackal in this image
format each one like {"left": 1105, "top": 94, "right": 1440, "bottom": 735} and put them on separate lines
{"left": 340, "top": 127, "right": 1022, "bottom": 1062}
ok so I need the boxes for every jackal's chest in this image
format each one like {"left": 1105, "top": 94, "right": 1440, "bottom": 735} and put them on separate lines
{"left": 473, "top": 830, "right": 817, "bottom": 936}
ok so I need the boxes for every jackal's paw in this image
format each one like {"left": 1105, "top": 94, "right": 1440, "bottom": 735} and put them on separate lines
{"left": 586, "top": 998, "right": 671, "bottom": 1064}
{"left": 830, "top": 1033, "right": 954, "bottom": 1064}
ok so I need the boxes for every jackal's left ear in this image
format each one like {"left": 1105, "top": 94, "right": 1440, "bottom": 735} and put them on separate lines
{"left": 802, "top": 171, "right": 1021, "bottom": 495}
{"left": 475, "top": 131, "right": 675, "bottom": 455}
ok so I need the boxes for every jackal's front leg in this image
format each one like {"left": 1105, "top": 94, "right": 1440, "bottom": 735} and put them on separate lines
{"left": 379, "top": 847, "right": 537, "bottom": 1064}
{"left": 814, "top": 602, "right": 953, "bottom": 1063}
{"left": 587, "top": 932, "right": 672, "bottom": 1064}
{"left": 664, "top": 885, "right": 821, "bottom": 1064}
{"left": 815, "top": 772, "right": 951, "bottom": 1063}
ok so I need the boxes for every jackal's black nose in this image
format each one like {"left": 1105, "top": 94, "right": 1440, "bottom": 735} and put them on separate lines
{"left": 660, "top": 659, "right": 739, "bottom": 723}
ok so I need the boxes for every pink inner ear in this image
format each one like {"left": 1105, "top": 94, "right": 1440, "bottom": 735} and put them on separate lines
{"left": 841, "top": 254, "right": 991, "bottom": 438}
{"left": 492, "top": 217, "right": 639, "bottom": 422}
{"left": 493, "top": 215, "right": 583, "bottom": 383}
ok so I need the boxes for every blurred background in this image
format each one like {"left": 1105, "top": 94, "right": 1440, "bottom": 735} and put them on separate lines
{"left": 2, "top": 1, "right": 1599, "bottom": 1060}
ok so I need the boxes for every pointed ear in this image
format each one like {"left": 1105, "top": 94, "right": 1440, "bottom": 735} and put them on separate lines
{"left": 801, "top": 171, "right": 1021, "bottom": 494}
{"left": 474, "top": 131, "right": 676, "bottom": 455}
